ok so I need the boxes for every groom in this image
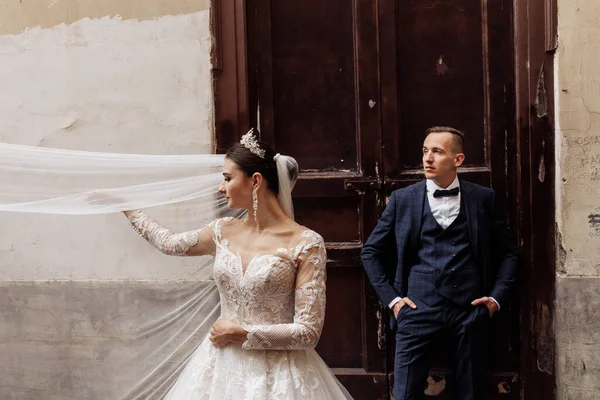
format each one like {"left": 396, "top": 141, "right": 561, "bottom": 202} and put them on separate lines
{"left": 361, "top": 126, "right": 518, "bottom": 400}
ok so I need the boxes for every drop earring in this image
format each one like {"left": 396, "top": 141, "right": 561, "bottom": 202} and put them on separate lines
{"left": 252, "top": 190, "right": 258, "bottom": 222}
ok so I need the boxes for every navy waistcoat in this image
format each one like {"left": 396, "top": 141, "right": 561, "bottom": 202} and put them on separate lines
{"left": 407, "top": 196, "right": 482, "bottom": 306}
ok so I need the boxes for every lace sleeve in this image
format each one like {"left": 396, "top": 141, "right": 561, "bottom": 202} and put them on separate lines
{"left": 127, "top": 210, "right": 215, "bottom": 256}
{"left": 242, "top": 232, "right": 327, "bottom": 350}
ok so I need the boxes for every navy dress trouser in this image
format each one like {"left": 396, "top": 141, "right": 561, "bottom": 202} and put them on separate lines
{"left": 393, "top": 297, "right": 490, "bottom": 400}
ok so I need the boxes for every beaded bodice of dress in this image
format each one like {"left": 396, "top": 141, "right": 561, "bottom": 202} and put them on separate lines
{"left": 212, "top": 218, "right": 327, "bottom": 351}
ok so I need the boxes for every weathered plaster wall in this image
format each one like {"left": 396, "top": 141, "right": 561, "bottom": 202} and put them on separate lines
{"left": 0, "top": 1, "right": 216, "bottom": 397}
{"left": 556, "top": 1, "right": 600, "bottom": 398}
{"left": 0, "top": 2, "right": 214, "bottom": 280}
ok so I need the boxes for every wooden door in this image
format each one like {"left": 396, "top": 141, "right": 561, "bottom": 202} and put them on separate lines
{"left": 379, "top": 0, "right": 520, "bottom": 398}
{"left": 215, "top": 0, "right": 527, "bottom": 398}
{"left": 245, "top": 0, "right": 389, "bottom": 398}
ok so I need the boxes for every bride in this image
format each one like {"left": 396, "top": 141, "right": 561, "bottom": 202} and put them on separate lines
{"left": 121, "top": 130, "right": 353, "bottom": 399}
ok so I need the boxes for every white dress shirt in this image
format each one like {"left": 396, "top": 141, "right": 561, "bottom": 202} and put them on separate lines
{"left": 426, "top": 177, "right": 461, "bottom": 229}
{"left": 388, "top": 177, "right": 500, "bottom": 310}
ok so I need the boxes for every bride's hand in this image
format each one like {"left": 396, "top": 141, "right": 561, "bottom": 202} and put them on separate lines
{"left": 209, "top": 318, "right": 247, "bottom": 347}
{"left": 85, "top": 191, "right": 136, "bottom": 216}
{"left": 86, "top": 190, "right": 124, "bottom": 205}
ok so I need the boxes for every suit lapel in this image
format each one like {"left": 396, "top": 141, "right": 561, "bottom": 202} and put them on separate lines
{"left": 410, "top": 181, "right": 427, "bottom": 248}
{"left": 460, "top": 180, "right": 479, "bottom": 254}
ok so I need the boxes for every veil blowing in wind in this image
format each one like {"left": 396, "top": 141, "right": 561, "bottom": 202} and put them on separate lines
{"left": 0, "top": 130, "right": 351, "bottom": 399}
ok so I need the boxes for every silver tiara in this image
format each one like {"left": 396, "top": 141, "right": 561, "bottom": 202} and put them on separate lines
{"left": 240, "top": 129, "right": 265, "bottom": 159}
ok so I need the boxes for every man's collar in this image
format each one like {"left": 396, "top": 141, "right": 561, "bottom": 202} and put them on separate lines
{"left": 426, "top": 176, "right": 460, "bottom": 193}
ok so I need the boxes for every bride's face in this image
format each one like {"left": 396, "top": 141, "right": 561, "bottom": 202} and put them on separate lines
{"left": 219, "top": 158, "right": 254, "bottom": 209}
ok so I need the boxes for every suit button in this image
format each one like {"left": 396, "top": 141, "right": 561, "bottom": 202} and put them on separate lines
{"left": 451, "top": 241, "right": 456, "bottom": 245}
{"left": 452, "top": 254, "right": 456, "bottom": 258}
{"left": 436, "top": 255, "right": 440, "bottom": 259}
{"left": 451, "top": 269, "right": 455, "bottom": 273}
{"left": 435, "top": 269, "right": 440, "bottom": 274}
{"left": 453, "top": 285, "right": 458, "bottom": 289}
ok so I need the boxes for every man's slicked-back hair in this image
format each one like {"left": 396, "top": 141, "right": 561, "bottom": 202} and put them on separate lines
{"left": 425, "top": 126, "right": 465, "bottom": 153}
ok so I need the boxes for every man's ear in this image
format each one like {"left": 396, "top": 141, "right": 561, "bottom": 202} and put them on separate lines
{"left": 455, "top": 153, "right": 465, "bottom": 167}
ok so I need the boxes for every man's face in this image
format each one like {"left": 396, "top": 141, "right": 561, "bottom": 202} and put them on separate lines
{"left": 422, "top": 132, "right": 465, "bottom": 186}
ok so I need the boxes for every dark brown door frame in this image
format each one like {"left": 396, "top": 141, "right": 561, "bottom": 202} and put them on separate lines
{"left": 513, "top": 0, "right": 557, "bottom": 399}
{"left": 212, "top": 0, "right": 558, "bottom": 398}
{"left": 212, "top": 0, "right": 251, "bottom": 153}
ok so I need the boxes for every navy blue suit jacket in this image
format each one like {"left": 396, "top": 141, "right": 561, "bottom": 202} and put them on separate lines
{"left": 361, "top": 179, "right": 519, "bottom": 320}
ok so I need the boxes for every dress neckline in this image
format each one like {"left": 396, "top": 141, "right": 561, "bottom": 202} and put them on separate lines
{"left": 214, "top": 218, "right": 313, "bottom": 275}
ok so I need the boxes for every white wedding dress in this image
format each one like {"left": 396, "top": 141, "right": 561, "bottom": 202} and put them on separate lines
{"left": 156, "top": 217, "right": 353, "bottom": 399}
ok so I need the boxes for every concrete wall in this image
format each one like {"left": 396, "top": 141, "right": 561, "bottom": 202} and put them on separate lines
{"left": 0, "top": 1, "right": 216, "bottom": 397}
{"left": 0, "top": 0, "right": 214, "bottom": 280}
{"left": 556, "top": 1, "right": 600, "bottom": 398}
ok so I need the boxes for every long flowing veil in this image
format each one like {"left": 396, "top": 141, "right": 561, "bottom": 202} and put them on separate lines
{"left": 0, "top": 142, "right": 254, "bottom": 399}
{"left": 0, "top": 142, "right": 229, "bottom": 214}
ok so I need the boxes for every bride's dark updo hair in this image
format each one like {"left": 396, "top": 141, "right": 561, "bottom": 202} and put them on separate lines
{"left": 226, "top": 129, "right": 298, "bottom": 195}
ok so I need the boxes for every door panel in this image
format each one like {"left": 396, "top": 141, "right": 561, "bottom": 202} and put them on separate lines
{"left": 247, "top": 0, "right": 389, "bottom": 397}
{"left": 267, "top": 0, "right": 358, "bottom": 170}
{"left": 395, "top": 0, "right": 487, "bottom": 168}
{"left": 243, "top": 0, "right": 519, "bottom": 398}
{"left": 318, "top": 267, "right": 364, "bottom": 367}
{"left": 381, "top": 0, "right": 520, "bottom": 397}
{"left": 293, "top": 196, "right": 360, "bottom": 242}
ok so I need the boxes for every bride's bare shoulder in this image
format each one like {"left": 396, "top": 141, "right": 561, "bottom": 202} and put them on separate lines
{"left": 219, "top": 216, "right": 242, "bottom": 225}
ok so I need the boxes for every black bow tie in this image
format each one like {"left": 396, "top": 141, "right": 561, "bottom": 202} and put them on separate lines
{"left": 433, "top": 187, "right": 460, "bottom": 198}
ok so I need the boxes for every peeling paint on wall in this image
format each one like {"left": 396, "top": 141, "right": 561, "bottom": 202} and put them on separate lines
{"left": 0, "top": 10, "right": 214, "bottom": 280}
{"left": 557, "top": 0, "right": 600, "bottom": 274}
{"left": 556, "top": 0, "right": 600, "bottom": 398}
{"left": 535, "top": 68, "right": 549, "bottom": 118}
{"left": 0, "top": 0, "right": 210, "bottom": 35}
